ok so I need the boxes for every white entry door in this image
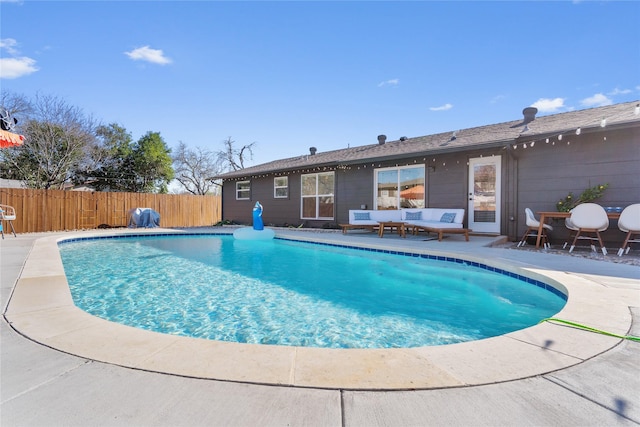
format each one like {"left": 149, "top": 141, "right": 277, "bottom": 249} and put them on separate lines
{"left": 468, "top": 156, "right": 501, "bottom": 233}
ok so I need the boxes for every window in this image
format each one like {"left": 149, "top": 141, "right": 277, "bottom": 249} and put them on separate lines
{"left": 375, "top": 166, "right": 425, "bottom": 210}
{"left": 274, "top": 176, "right": 288, "bottom": 198}
{"left": 301, "top": 172, "right": 334, "bottom": 219}
{"left": 236, "top": 181, "right": 250, "bottom": 200}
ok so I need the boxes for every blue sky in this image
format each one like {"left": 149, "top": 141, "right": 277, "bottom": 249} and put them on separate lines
{"left": 1, "top": 1, "right": 639, "bottom": 167}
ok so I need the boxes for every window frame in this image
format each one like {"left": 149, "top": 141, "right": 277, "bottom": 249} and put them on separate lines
{"left": 300, "top": 171, "right": 335, "bottom": 220}
{"left": 273, "top": 176, "right": 289, "bottom": 199}
{"left": 374, "top": 165, "right": 425, "bottom": 210}
{"left": 235, "top": 180, "right": 251, "bottom": 200}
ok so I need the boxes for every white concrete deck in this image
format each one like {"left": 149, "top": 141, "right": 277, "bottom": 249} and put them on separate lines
{"left": 2, "top": 228, "right": 639, "bottom": 425}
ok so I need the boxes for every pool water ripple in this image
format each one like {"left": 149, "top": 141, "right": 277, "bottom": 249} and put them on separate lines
{"left": 59, "top": 235, "right": 565, "bottom": 349}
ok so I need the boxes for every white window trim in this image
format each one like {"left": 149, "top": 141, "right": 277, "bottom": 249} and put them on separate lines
{"left": 236, "top": 180, "right": 250, "bottom": 200}
{"left": 300, "top": 171, "right": 334, "bottom": 220}
{"left": 274, "top": 176, "right": 288, "bottom": 198}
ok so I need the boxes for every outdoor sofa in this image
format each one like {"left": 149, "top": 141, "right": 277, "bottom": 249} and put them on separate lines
{"left": 341, "top": 208, "right": 470, "bottom": 241}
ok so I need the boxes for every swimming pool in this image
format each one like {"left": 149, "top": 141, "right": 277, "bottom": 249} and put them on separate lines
{"left": 59, "top": 233, "right": 566, "bottom": 349}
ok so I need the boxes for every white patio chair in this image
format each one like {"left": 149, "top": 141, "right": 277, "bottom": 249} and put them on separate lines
{"left": 517, "top": 208, "right": 552, "bottom": 249}
{"left": 0, "top": 204, "right": 17, "bottom": 239}
{"left": 568, "top": 203, "right": 609, "bottom": 255}
{"left": 617, "top": 203, "right": 640, "bottom": 256}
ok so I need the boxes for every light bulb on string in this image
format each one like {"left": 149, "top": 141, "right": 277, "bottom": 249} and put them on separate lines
{"left": 530, "top": 141, "right": 535, "bottom": 147}
{"left": 575, "top": 128, "right": 581, "bottom": 136}
{"left": 601, "top": 118, "right": 607, "bottom": 127}
{"left": 558, "top": 134, "right": 563, "bottom": 141}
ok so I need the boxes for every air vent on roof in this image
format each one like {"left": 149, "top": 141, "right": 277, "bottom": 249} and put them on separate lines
{"left": 522, "top": 107, "right": 538, "bottom": 124}
{"left": 309, "top": 147, "right": 317, "bottom": 155}
{"left": 377, "top": 134, "right": 387, "bottom": 145}
{"left": 399, "top": 136, "right": 407, "bottom": 141}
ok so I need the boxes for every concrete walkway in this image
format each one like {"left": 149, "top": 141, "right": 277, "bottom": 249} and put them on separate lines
{"left": 2, "top": 229, "right": 639, "bottom": 426}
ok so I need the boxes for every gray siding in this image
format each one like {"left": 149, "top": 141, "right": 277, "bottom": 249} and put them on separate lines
{"left": 221, "top": 126, "right": 639, "bottom": 246}
{"left": 514, "top": 127, "right": 640, "bottom": 244}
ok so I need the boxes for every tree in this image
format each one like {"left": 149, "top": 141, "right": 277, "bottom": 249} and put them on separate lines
{"left": 0, "top": 93, "right": 96, "bottom": 189}
{"left": 79, "top": 123, "right": 136, "bottom": 191}
{"left": 172, "top": 142, "right": 223, "bottom": 195}
{"left": 129, "top": 132, "right": 174, "bottom": 193}
{"left": 218, "top": 137, "right": 256, "bottom": 171}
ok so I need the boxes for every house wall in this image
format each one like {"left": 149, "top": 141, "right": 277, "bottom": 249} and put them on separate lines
{"left": 221, "top": 125, "right": 639, "bottom": 246}
{"left": 512, "top": 126, "right": 640, "bottom": 244}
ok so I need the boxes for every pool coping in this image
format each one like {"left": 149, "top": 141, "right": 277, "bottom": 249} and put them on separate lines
{"left": 3, "top": 228, "right": 636, "bottom": 390}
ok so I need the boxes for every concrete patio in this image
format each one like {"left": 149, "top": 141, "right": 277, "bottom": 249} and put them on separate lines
{"left": 2, "top": 228, "right": 639, "bottom": 426}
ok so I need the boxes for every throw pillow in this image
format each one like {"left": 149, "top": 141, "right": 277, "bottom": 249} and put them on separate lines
{"left": 354, "top": 212, "right": 371, "bottom": 221}
{"left": 405, "top": 211, "right": 422, "bottom": 221}
{"left": 440, "top": 212, "right": 456, "bottom": 223}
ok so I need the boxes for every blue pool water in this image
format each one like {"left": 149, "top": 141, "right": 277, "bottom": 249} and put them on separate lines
{"left": 59, "top": 234, "right": 566, "bottom": 349}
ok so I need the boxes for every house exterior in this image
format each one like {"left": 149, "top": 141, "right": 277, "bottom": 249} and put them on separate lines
{"left": 214, "top": 101, "right": 640, "bottom": 243}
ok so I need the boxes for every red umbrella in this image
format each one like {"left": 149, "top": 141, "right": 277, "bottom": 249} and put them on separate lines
{"left": 400, "top": 185, "right": 424, "bottom": 200}
{"left": 0, "top": 129, "right": 25, "bottom": 148}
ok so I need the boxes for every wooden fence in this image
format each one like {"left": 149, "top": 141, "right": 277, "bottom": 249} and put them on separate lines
{"left": 0, "top": 188, "right": 221, "bottom": 233}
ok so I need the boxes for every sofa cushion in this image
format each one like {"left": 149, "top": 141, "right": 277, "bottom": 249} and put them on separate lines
{"left": 440, "top": 212, "right": 457, "bottom": 223}
{"left": 353, "top": 212, "right": 371, "bottom": 221}
{"left": 404, "top": 211, "right": 422, "bottom": 221}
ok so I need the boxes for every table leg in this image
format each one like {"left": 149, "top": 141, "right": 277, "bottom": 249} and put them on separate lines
{"left": 535, "top": 215, "right": 546, "bottom": 248}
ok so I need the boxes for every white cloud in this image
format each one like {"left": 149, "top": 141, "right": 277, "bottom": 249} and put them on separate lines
{"left": 429, "top": 103, "right": 453, "bottom": 111}
{"left": 581, "top": 93, "right": 612, "bottom": 107}
{"left": 0, "top": 57, "right": 38, "bottom": 79}
{"left": 378, "top": 78, "right": 399, "bottom": 87}
{"left": 531, "top": 97, "right": 565, "bottom": 113}
{"left": 608, "top": 87, "right": 632, "bottom": 96}
{"left": 0, "top": 38, "right": 38, "bottom": 79}
{"left": 0, "top": 38, "right": 19, "bottom": 55}
{"left": 125, "top": 46, "right": 172, "bottom": 65}
{"left": 490, "top": 95, "right": 507, "bottom": 104}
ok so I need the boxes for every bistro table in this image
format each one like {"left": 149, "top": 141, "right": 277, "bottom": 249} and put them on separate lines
{"left": 535, "top": 211, "right": 621, "bottom": 248}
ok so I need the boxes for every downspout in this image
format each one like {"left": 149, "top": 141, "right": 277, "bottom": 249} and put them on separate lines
{"left": 505, "top": 143, "right": 519, "bottom": 241}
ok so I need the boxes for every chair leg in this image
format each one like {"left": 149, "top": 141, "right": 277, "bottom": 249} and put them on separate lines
{"left": 595, "top": 231, "right": 607, "bottom": 255}
{"left": 8, "top": 220, "right": 16, "bottom": 237}
{"left": 569, "top": 230, "right": 582, "bottom": 253}
{"left": 517, "top": 228, "right": 531, "bottom": 247}
{"left": 618, "top": 231, "right": 632, "bottom": 257}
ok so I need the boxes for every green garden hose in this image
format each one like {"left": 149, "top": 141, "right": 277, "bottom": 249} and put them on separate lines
{"left": 539, "top": 318, "right": 640, "bottom": 342}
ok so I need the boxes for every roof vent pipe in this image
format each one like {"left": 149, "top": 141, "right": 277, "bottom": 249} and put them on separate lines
{"left": 377, "top": 134, "right": 387, "bottom": 145}
{"left": 522, "top": 107, "right": 538, "bottom": 124}
{"left": 309, "top": 147, "right": 317, "bottom": 155}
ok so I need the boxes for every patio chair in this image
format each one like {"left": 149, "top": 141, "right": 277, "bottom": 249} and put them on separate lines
{"left": 617, "top": 203, "right": 640, "bottom": 256}
{"left": 517, "top": 208, "right": 552, "bottom": 249}
{"left": 567, "top": 203, "right": 609, "bottom": 255}
{"left": 0, "top": 204, "right": 17, "bottom": 239}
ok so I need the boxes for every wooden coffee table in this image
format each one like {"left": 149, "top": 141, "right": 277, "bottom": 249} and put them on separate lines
{"left": 378, "top": 221, "right": 407, "bottom": 238}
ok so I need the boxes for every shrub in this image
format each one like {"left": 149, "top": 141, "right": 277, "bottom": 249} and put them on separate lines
{"left": 556, "top": 183, "right": 609, "bottom": 212}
